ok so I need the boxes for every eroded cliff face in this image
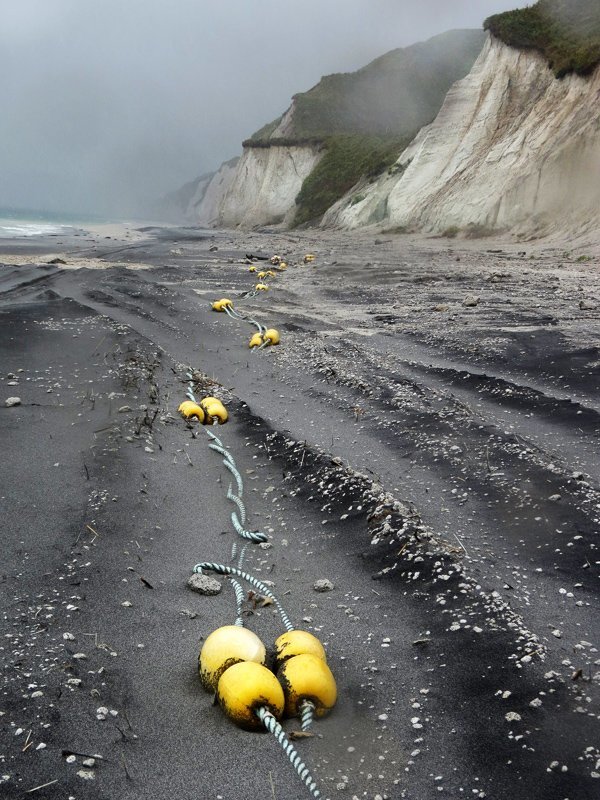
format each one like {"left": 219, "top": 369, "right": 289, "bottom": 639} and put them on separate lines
{"left": 324, "top": 35, "right": 600, "bottom": 238}
{"left": 187, "top": 158, "right": 238, "bottom": 226}
{"left": 192, "top": 144, "right": 323, "bottom": 228}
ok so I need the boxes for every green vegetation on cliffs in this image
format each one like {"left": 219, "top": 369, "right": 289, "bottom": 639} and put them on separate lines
{"left": 294, "top": 135, "right": 408, "bottom": 226}
{"left": 246, "top": 30, "right": 485, "bottom": 224}
{"left": 485, "top": 0, "right": 600, "bottom": 77}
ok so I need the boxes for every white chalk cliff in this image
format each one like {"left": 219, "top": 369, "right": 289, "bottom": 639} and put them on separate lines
{"left": 192, "top": 141, "right": 323, "bottom": 228}
{"left": 323, "top": 35, "right": 600, "bottom": 238}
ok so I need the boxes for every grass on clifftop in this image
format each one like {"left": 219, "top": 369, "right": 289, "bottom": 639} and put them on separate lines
{"left": 293, "top": 135, "right": 407, "bottom": 227}
{"left": 250, "top": 29, "right": 485, "bottom": 142}
{"left": 485, "top": 0, "right": 600, "bottom": 77}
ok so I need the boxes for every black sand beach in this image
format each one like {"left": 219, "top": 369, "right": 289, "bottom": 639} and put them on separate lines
{"left": 1, "top": 225, "right": 599, "bottom": 799}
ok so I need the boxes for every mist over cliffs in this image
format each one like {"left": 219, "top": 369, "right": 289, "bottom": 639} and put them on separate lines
{"left": 172, "top": 0, "right": 600, "bottom": 241}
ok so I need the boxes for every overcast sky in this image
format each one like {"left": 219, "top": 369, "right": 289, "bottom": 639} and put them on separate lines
{"left": 0, "top": 0, "right": 528, "bottom": 218}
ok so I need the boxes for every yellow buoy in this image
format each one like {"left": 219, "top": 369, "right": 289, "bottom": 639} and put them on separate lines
{"left": 257, "top": 271, "right": 267, "bottom": 279}
{"left": 212, "top": 298, "right": 233, "bottom": 312}
{"left": 277, "top": 653, "right": 337, "bottom": 718}
{"left": 264, "top": 329, "right": 280, "bottom": 345}
{"left": 248, "top": 265, "right": 257, "bottom": 273}
{"left": 273, "top": 629, "right": 326, "bottom": 668}
{"left": 201, "top": 398, "right": 228, "bottom": 424}
{"left": 279, "top": 262, "right": 287, "bottom": 270}
{"left": 265, "top": 270, "right": 276, "bottom": 278}
{"left": 255, "top": 283, "right": 269, "bottom": 291}
{"left": 178, "top": 400, "right": 205, "bottom": 423}
{"left": 303, "top": 254, "right": 315, "bottom": 263}
{"left": 249, "top": 332, "right": 263, "bottom": 349}
{"left": 217, "top": 661, "right": 285, "bottom": 730}
{"left": 199, "top": 625, "right": 266, "bottom": 692}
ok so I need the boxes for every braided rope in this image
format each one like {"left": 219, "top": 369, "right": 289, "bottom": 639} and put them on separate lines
{"left": 209, "top": 442, "right": 234, "bottom": 460}
{"left": 237, "top": 543, "right": 248, "bottom": 570}
{"left": 257, "top": 708, "right": 321, "bottom": 799}
{"left": 231, "top": 578, "right": 246, "bottom": 626}
{"left": 205, "top": 428, "right": 223, "bottom": 448}
{"left": 231, "top": 511, "right": 268, "bottom": 543}
{"left": 194, "top": 563, "right": 294, "bottom": 632}
{"left": 300, "top": 700, "right": 316, "bottom": 731}
{"left": 226, "top": 484, "right": 246, "bottom": 524}
{"left": 223, "top": 458, "right": 243, "bottom": 497}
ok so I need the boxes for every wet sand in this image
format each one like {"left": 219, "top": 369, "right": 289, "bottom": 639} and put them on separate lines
{"left": 1, "top": 225, "right": 599, "bottom": 799}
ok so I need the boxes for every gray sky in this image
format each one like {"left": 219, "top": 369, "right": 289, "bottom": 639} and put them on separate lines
{"left": 0, "top": 0, "right": 528, "bottom": 218}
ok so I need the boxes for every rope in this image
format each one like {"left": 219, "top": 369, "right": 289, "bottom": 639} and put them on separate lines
{"left": 257, "top": 708, "right": 321, "bottom": 799}
{"left": 231, "top": 578, "right": 246, "bottom": 626}
{"left": 223, "top": 458, "right": 243, "bottom": 497}
{"left": 300, "top": 700, "right": 316, "bottom": 731}
{"left": 231, "top": 511, "right": 268, "bottom": 543}
{"left": 209, "top": 442, "right": 235, "bottom": 460}
{"left": 194, "top": 563, "right": 294, "bottom": 632}
{"left": 236, "top": 543, "right": 247, "bottom": 570}
{"left": 226, "top": 484, "right": 246, "bottom": 524}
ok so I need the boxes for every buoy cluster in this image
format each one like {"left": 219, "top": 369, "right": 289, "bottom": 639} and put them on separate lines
{"left": 180, "top": 246, "right": 330, "bottom": 798}
{"left": 178, "top": 395, "right": 228, "bottom": 425}
{"left": 199, "top": 625, "right": 336, "bottom": 731}
{"left": 211, "top": 251, "right": 317, "bottom": 351}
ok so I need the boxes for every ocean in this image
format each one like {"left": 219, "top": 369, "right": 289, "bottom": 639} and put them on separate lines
{"left": 0, "top": 207, "right": 107, "bottom": 238}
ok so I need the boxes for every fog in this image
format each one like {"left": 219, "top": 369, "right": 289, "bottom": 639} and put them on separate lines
{"left": 0, "top": 0, "right": 528, "bottom": 219}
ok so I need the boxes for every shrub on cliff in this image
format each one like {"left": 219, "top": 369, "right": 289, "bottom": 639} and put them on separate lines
{"left": 485, "top": 0, "right": 600, "bottom": 77}
{"left": 293, "top": 135, "right": 407, "bottom": 227}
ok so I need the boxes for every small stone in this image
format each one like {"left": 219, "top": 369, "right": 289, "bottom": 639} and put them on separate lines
{"left": 187, "top": 573, "right": 222, "bottom": 596}
{"left": 77, "top": 770, "right": 95, "bottom": 781}
{"left": 551, "top": 629, "right": 562, "bottom": 638}
{"left": 121, "top": 601, "right": 133, "bottom": 607}
{"left": 96, "top": 706, "right": 109, "bottom": 720}
{"left": 432, "top": 304, "right": 449, "bottom": 312}
{"left": 462, "top": 295, "right": 480, "bottom": 307}
{"left": 118, "top": 406, "right": 132, "bottom": 413}
{"left": 66, "top": 754, "right": 77, "bottom": 763}
{"left": 35, "top": 743, "right": 46, "bottom": 750}
{"left": 313, "top": 579, "right": 334, "bottom": 593}
{"left": 5, "top": 397, "right": 21, "bottom": 407}
{"left": 548, "top": 494, "right": 561, "bottom": 502}
{"left": 82, "top": 758, "right": 96, "bottom": 767}
{"left": 579, "top": 299, "right": 596, "bottom": 310}
{"left": 505, "top": 712, "right": 521, "bottom": 722}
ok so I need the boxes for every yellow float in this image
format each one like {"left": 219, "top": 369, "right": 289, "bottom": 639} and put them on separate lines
{"left": 212, "top": 298, "right": 233, "bottom": 312}
{"left": 217, "top": 661, "right": 285, "bottom": 730}
{"left": 273, "top": 629, "right": 326, "bottom": 668}
{"left": 255, "top": 283, "right": 269, "bottom": 291}
{"left": 263, "top": 329, "right": 280, "bottom": 345}
{"left": 200, "top": 397, "right": 228, "bottom": 424}
{"left": 249, "top": 332, "right": 263, "bottom": 349}
{"left": 199, "top": 625, "right": 266, "bottom": 692}
{"left": 277, "top": 653, "right": 337, "bottom": 718}
{"left": 178, "top": 400, "right": 205, "bottom": 423}
{"left": 303, "top": 254, "right": 315, "bottom": 263}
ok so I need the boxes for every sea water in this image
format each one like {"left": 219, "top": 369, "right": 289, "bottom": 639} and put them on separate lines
{"left": 0, "top": 207, "right": 106, "bottom": 238}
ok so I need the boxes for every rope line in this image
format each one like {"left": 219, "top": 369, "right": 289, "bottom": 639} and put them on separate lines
{"left": 194, "top": 562, "right": 294, "bottom": 632}
{"left": 226, "top": 484, "right": 246, "bottom": 524}
{"left": 231, "top": 578, "right": 246, "bottom": 626}
{"left": 222, "top": 458, "right": 243, "bottom": 497}
{"left": 231, "top": 511, "right": 268, "bottom": 543}
{"left": 257, "top": 708, "right": 321, "bottom": 799}
{"left": 300, "top": 700, "right": 316, "bottom": 731}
